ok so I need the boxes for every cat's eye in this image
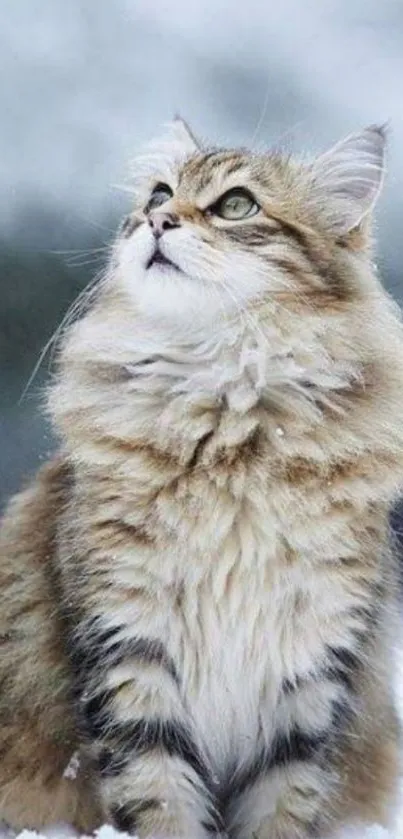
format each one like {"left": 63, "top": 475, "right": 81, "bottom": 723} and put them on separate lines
{"left": 145, "top": 182, "right": 173, "bottom": 213}
{"left": 211, "top": 188, "right": 260, "bottom": 221}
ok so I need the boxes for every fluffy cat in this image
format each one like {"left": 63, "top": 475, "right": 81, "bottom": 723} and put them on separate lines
{"left": 1, "top": 119, "right": 403, "bottom": 839}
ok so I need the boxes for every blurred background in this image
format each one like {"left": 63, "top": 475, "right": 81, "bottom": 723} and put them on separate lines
{"left": 1, "top": 0, "right": 403, "bottom": 510}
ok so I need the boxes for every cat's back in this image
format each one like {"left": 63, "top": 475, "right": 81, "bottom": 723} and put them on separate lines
{"left": 0, "top": 457, "right": 100, "bottom": 831}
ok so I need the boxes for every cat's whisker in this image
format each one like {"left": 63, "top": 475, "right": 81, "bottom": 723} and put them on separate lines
{"left": 47, "top": 246, "right": 111, "bottom": 257}
{"left": 5, "top": 121, "right": 401, "bottom": 839}
{"left": 18, "top": 333, "right": 61, "bottom": 404}
{"left": 64, "top": 255, "right": 107, "bottom": 269}
{"left": 216, "top": 275, "right": 276, "bottom": 361}
{"left": 20, "top": 267, "right": 109, "bottom": 401}
{"left": 249, "top": 75, "right": 272, "bottom": 149}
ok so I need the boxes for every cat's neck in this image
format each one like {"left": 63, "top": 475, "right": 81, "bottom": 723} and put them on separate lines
{"left": 119, "top": 310, "right": 356, "bottom": 418}
{"left": 50, "top": 306, "right": 359, "bottom": 477}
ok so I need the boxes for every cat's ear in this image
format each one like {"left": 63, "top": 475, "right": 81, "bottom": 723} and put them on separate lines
{"left": 146, "top": 117, "right": 200, "bottom": 162}
{"left": 311, "top": 124, "right": 387, "bottom": 234}
{"left": 171, "top": 114, "right": 202, "bottom": 153}
{"left": 130, "top": 118, "right": 200, "bottom": 193}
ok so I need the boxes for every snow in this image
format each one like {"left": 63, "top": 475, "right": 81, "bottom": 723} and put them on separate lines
{"left": 2, "top": 648, "right": 403, "bottom": 839}
{"left": 62, "top": 752, "right": 80, "bottom": 781}
{"left": 0, "top": 815, "right": 396, "bottom": 839}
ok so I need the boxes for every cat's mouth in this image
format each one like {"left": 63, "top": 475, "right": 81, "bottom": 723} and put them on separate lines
{"left": 146, "top": 246, "right": 181, "bottom": 272}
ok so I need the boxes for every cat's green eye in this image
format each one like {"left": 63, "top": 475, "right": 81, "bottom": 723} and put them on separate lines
{"left": 212, "top": 188, "right": 260, "bottom": 221}
{"left": 145, "top": 183, "right": 173, "bottom": 212}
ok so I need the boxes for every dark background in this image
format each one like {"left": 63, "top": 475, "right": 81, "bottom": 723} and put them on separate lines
{"left": 2, "top": 0, "right": 403, "bottom": 510}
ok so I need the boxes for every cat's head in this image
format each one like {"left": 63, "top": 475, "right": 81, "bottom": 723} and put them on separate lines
{"left": 112, "top": 118, "right": 386, "bottom": 333}
{"left": 50, "top": 120, "right": 403, "bottom": 475}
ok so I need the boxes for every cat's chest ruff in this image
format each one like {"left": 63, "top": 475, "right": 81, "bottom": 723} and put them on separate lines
{"left": 173, "top": 543, "right": 329, "bottom": 774}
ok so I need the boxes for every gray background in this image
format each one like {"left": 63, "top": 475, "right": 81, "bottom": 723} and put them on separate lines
{"left": 2, "top": 0, "right": 403, "bottom": 509}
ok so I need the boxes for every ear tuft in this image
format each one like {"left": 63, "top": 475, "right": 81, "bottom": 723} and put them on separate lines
{"left": 129, "top": 118, "right": 200, "bottom": 198}
{"left": 311, "top": 124, "right": 387, "bottom": 234}
{"left": 145, "top": 117, "right": 200, "bottom": 162}
{"left": 171, "top": 114, "right": 202, "bottom": 152}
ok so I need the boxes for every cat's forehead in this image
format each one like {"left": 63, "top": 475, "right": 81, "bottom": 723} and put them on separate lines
{"left": 176, "top": 149, "right": 249, "bottom": 199}
{"left": 180, "top": 149, "right": 247, "bottom": 183}
{"left": 131, "top": 136, "right": 297, "bottom": 211}
{"left": 176, "top": 147, "right": 287, "bottom": 203}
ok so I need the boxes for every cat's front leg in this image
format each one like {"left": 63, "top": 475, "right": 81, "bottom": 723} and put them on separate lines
{"left": 226, "top": 655, "right": 356, "bottom": 839}
{"left": 226, "top": 760, "right": 331, "bottom": 839}
{"left": 68, "top": 617, "right": 219, "bottom": 839}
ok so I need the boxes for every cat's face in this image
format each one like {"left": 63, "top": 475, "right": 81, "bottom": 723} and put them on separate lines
{"left": 113, "top": 121, "right": 386, "bottom": 330}
{"left": 116, "top": 150, "right": 303, "bottom": 324}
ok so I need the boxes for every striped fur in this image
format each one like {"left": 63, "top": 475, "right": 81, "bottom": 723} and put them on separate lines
{"left": 1, "top": 121, "right": 403, "bottom": 838}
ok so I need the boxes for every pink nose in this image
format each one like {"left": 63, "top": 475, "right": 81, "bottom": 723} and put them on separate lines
{"left": 148, "top": 211, "right": 180, "bottom": 238}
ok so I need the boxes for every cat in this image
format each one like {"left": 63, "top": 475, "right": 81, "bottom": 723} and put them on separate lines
{"left": 1, "top": 118, "right": 403, "bottom": 839}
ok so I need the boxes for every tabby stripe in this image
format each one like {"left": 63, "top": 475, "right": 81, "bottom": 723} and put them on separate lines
{"left": 68, "top": 625, "right": 179, "bottom": 685}
{"left": 120, "top": 215, "right": 142, "bottom": 239}
{"left": 224, "top": 224, "right": 278, "bottom": 246}
{"left": 283, "top": 642, "right": 363, "bottom": 696}
{"left": 97, "top": 718, "right": 211, "bottom": 788}
{"left": 126, "top": 637, "right": 179, "bottom": 683}
{"left": 180, "top": 150, "right": 222, "bottom": 182}
{"left": 330, "top": 699, "right": 354, "bottom": 733}
{"left": 68, "top": 626, "right": 117, "bottom": 675}
{"left": 202, "top": 819, "right": 224, "bottom": 834}
{"left": 111, "top": 800, "right": 160, "bottom": 832}
{"left": 111, "top": 798, "right": 222, "bottom": 835}
{"left": 82, "top": 689, "right": 116, "bottom": 738}
{"left": 281, "top": 675, "right": 304, "bottom": 695}
{"left": 228, "top": 710, "right": 346, "bottom": 802}
{"left": 274, "top": 217, "right": 311, "bottom": 252}
{"left": 225, "top": 159, "right": 246, "bottom": 176}
{"left": 228, "top": 734, "right": 325, "bottom": 799}
{"left": 267, "top": 727, "right": 327, "bottom": 769}
{"left": 99, "top": 746, "right": 126, "bottom": 777}
{"left": 325, "top": 645, "right": 362, "bottom": 692}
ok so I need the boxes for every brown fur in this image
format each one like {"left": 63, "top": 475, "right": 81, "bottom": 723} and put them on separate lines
{"left": 0, "top": 460, "right": 102, "bottom": 830}
{"left": 1, "top": 123, "right": 403, "bottom": 837}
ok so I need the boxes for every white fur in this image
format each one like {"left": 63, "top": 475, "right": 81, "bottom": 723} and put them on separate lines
{"left": 116, "top": 215, "right": 288, "bottom": 334}
{"left": 44, "top": 123, "right": 403, "bottom": 838}
{"left": 311, "top": 124, "right": 386, "bottom": 233}
{"left": 127, "top": 119, "right": 199, "bottom": 209}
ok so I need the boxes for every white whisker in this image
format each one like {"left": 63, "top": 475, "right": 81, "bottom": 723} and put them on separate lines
{"left": 19, "top": 267, "right": 108, "bottom": 401}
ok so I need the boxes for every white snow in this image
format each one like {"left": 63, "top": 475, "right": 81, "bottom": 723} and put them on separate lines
{"left": 62, "top": 752, "right": 80, "bottom": 781}
{"left": 2, "top": 646, "right": 403, "bottom": 839}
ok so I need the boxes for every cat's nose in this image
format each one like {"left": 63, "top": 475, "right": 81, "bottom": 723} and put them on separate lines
{"left": 148, "top": 211, "right": 180, "bottom": 239}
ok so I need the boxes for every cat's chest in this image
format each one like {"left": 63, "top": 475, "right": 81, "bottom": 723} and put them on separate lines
{"left": 172, "top": 548, "right": 330, "bottom": 773}
{"left": 113, "top": 464, "right": 355, "bottom": 769}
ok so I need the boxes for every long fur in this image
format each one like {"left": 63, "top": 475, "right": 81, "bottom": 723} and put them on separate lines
{"left": 1, "top": 122, "right": 403, "bottom": 838}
